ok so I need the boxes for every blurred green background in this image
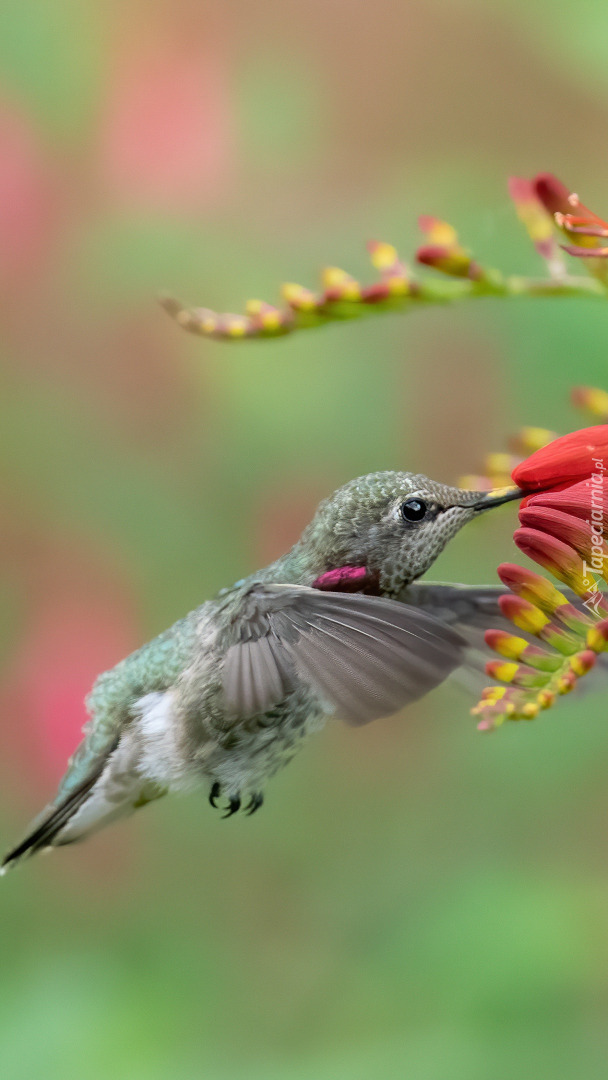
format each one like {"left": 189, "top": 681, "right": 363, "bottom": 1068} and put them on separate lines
{"left": 2, "top": 1, "right": 608, "bottom": 1077}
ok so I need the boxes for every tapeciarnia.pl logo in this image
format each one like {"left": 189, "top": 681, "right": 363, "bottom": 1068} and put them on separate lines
{"left": 582, "top": 457, "right": 606, "bottom": 614}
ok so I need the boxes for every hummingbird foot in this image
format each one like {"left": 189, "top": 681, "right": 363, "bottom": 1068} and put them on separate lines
{"left": 208, "top": 784, "right": 263, "bottom": 817}
{"left": 245, "top": 793, "right": 264, "bottom": 816}
{"left": 222, "top": 795, "right": 241, "bottom": 818}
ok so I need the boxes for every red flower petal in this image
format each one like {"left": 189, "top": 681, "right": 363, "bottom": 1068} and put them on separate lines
{"left": 533, "top": 173, "right": 608, "bottom": 230}
{"left": 511, "top": 425, "right": 608, "bottom": 490}
{"left": 533, "top": 174, "right": 575, "bottom": 218}
{"left": 518, "top": 505, "right": 605, "bottom": 562}
{"left": 521, "top": 476, "right": 608, "bottom": 524}
{"left": 508, "top": 177, "right": 559, "bottom": 267}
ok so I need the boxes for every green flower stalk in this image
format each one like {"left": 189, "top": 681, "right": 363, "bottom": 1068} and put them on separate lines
{"left": 161, "top": 172, "right": 608, "bottom": 343}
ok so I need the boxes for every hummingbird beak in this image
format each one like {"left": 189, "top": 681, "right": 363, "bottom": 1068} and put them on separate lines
{"left": 471, "top": 486, "right": 525, "bottom": 512}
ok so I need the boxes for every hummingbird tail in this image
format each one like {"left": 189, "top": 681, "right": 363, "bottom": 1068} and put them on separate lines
{"left": 0, "top": 767, "right": 106, "bottom": 874}
{"left": 2, "top": 726, "right": 169, "bottom": 874}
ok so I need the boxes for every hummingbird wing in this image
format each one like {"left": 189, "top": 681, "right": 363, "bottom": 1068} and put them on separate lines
{"left": 401, "top": 581, "right": 608, "bottom": 697}
{"left": 222, "top": 585, "right": 465, "bottom": 725}
{"left": 400, "top": 583, "right": 512, "bottom": 643}
{"left": 398, "top": 583, "right": 519, "bottom": 693}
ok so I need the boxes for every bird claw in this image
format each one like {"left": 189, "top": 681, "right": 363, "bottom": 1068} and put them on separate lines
{"left": 246, "top": 793, "right": 264, "bottom": 816}
{"left": 209, "top": 784, "right": 263, "bottom": 817}
{"left": 222, "top": 796, "right": 241, "bottom": 819}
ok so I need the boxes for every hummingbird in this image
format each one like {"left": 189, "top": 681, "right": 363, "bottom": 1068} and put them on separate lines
{"left": 2, "top": 471, "right": 521, "bottom": 872}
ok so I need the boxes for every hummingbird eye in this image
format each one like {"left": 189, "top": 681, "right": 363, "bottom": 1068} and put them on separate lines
{"left": 400, "top": 498, "right": 428, "bottom": 523}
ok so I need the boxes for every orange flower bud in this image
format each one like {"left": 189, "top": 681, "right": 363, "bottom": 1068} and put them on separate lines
{"left": 498, "top": 593, "right": 550, "bottom": 634}
{"left": 497, "top": 563, "right": 567, "bottom": 613}
{"left": 514, "top": 527, "right": 589, "bottom": 594}
{"left": 571, "top": 386, "right": 608, "bottom": 420}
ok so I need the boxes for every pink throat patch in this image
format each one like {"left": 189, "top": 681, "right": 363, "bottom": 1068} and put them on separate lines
{"left": 312, "top": 565, "right": 380, "bottom": 594}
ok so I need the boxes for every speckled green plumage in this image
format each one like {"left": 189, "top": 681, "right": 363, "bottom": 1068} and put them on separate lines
{"left": 61, "top": 613, "right": 199, "bottom": 797}
{"left": 60, "top": 471, "right": 484, "bottom": 800}
{"left": 3, "top": 470, "right": 519, "bottom": 871}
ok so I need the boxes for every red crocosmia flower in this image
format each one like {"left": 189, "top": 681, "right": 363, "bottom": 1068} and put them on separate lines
{"left": 519, "top": 505, "right": 606, "bottom": 563}
{"left": 533, "top": 174, "right": 608, "bottom": 265}
{"left": 508, "top": 177, "right": 561, "bottom": 271}
{"left": 511, "top": 425, "right": 608, "bottom": 490}
{"left": 533, "top": 174, "right": 605, "bottom": 227}
{"left": 521, "top": 476, "right": 608, "bottom": 527}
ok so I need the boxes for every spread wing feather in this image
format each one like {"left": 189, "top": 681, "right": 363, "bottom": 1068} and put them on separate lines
{"left": 222, "top": 585, "right": 465, "bottom": 725}
{"left": 401, "top": 581, "right": 608, "bottom": 699}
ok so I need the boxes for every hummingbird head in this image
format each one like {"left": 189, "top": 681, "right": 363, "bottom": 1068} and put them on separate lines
{"left": 297, "top": 470, "right": 521, "bottom": 595}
